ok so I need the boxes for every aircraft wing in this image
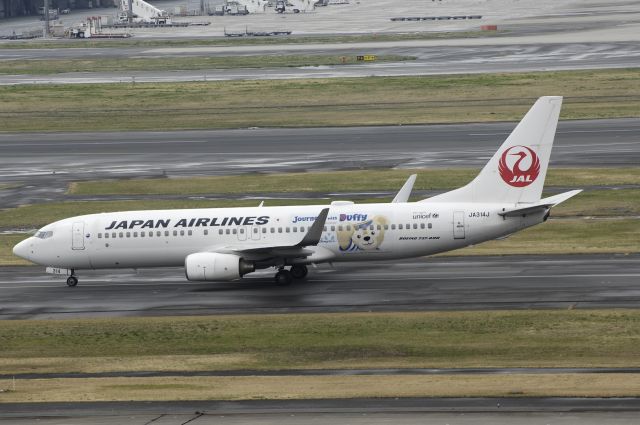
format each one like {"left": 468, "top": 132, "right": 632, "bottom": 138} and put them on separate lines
{"left": 206, "top": 208, "right": 332, "bottom": 262}
{"left": 499, "top": 189, "right": 582, "bottom": 217}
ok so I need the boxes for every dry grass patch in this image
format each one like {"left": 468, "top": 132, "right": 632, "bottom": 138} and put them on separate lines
{"left": 2, "top": 374, "right": 640, "bottom": 402}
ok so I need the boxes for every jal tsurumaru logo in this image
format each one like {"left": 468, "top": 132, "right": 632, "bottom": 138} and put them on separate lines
{"left": 498, "top": 145, "right": 541, "bottom": 187}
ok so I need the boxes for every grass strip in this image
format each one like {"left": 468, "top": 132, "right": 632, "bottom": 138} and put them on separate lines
{"left": 69, "top": 168, "right": 640, "bottom": 195}
{"left": 0, "top": 234, "right": 30, "bottom": 266}
{"left": 0, "top": 31, "right": 497, "bottom": 50}
{"left": 2, "top": 374, "right": 640, "bottom": 402}
{"left": 1, "top": 310, "right": 639, "bottom": 375}
{"left": 0, "top": 55, "right": 414, "bottom": 75}
{"left": 1, "top": 69, "right": 639, "bottom": 131}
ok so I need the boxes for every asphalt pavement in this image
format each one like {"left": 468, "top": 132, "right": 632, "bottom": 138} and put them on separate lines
{"left": 1, "top": 254, "right": 638, "bottom": 319}
{"left": 2, "top": 398, "right": 640, "bottom": 425}
{"left": 1, "top": 119, "right": 638, "bottom": 211}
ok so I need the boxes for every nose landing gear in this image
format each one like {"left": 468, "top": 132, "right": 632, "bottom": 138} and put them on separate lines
{"left": 66, "top": 270, "right": 78, "bottom": 287}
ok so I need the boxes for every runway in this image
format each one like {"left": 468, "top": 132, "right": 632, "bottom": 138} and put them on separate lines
{"left": 1, "top": 118, "right": 638, "bottom": 210}
{"left": 1, "top": 254, "right": 638, "bottom": 319}
{"left": 2, "top": 41, "right": 640, "bottom": 85}
{"left": 2, "top": 398, "right": 640, "bottom": 425}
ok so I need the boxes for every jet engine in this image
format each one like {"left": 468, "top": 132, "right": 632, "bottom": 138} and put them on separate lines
{"left": 185, "top": 252, "right": 255, "bottom": 281}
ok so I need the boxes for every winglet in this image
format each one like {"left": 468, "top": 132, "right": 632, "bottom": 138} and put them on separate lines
{"left": 392, "top": 174, "right": 417, "bottom": 203}
{"left": 297, "top": 208, "right": 330, "bottom": 247}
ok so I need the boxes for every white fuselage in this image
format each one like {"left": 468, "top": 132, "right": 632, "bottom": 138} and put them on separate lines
{"left": 15, "top": 202, "right": 546, "bottom": 271}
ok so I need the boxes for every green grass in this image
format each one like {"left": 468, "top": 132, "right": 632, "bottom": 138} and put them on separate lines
{"left": 0, "top": 234, "right": 30, "bottom": 266}
{"left": 0, "top": 55, "right": 414, "bottom": 75}
{"left": 0, "top": 31, "right": 497, "bottom": 50}
{"left": 69, "top": 168, "right": 640, "bottom": 196}
{"left": 1, "top": 310, "right": 639, "bottom": 373}
{"left": 1, "top": 69, "right": 639, "bottom": 131}
{"left": 458, "top": 218, "right": 640, "bottom": 256}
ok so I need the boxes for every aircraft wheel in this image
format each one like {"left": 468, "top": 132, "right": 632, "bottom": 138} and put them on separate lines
{"left": 66, "top": 276, "right": 78, "bottom": 287}
{"left": 290, "top": 264, "right": 308, "bottom": 279}
{"left": 275, "top": 269, "right": 293, "bottom": 286}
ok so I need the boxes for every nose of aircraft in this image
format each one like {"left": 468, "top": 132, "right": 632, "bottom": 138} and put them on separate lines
{"left": 12, "top": 239, "right": 31, "bottom": 260}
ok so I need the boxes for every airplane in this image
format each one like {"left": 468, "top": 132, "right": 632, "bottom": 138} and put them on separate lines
{"left": 13, "top": 96, "right": 581, "bottom": 287}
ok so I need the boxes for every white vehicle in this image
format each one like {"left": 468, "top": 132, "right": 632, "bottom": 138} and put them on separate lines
{"left": 118, "top": 0, "right": 171, "bottom": 24}
{"left": 14, "top": 97, "right": 580, "bottom": 287}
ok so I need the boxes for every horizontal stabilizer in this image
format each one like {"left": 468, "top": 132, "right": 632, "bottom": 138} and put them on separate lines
{"left": 392, "top": 174, "right": 417, "bottom": 203}
{"left": 499, "top": 189, "right": 582, "bottom": 217}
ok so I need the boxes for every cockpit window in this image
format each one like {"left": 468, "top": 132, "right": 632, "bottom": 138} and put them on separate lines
{"left": 35, "top": 231, "right": 53, "bottom": 239}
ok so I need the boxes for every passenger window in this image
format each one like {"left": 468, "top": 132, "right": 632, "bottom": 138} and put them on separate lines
{"left": 398, "top": 224, "right": 403, "bottom": 230}
{"left": 141, "top": 231, "right": 146, "bottom": 237}
{"left": 149, "top": 232, "right": 153, "bottom": 237}
{"left": 226, "top": 229, "right": 230, "bottom": 235}
{"left": 323, "top": 226, "right": 327, "bottom": 232}
{"left": 262, "top": 228, "right": 267, "bottom": 234}
{"left": 240, "top": 228, "right": 244, "bottom": 234}
{"left": 413, "top": 223, "right": 418, "bottom": 230}
{"left": 338, "top": 225, "right": 343, "bottom": 231}
{"left": 346, "top": 225, "right": 351, "bottom": 231}
{"left": 232, "top": 229, "right": 237, "bottom": 234}
{"left": 112, "top": 232, "right": 116, "bottom": 238}
{"left": 286, "top": 227, "right": 290, "bottom": 233}
{"left": 98, "top": 233, "right": 102, "bottom": 239}
{"left": 301, "top": 226, "right": 305, "bottom": 232}
{"left": 293, "top": 227, "right": 297, "bottom": 233}
{"left": 164, "top": 231, "right": 168, "bottom": 237}
{"left": 125, "top": 232, "right": 130, "bottom": 238}
{"left": 119, "top": 232, "right": 124, "bottom": 238}
{"left": 331, "top": 225, "right": 336, "bottom": 231}
{"left": 104, "top": 233, "right": 109, "bottom": 239}
{"left": 173, "top": 230, "right": 178, "bottom": 236}
{"left": 133, "top": 232, "right": 138, "bottom": 237}
{"left": 254, "top": 228, "right": 259, "bottom": 233}
{"left": 188, "top": 230, "right": 192, "bottom": 236}
{"left": 219, "top": 229, "right": 223, "bottom": 235}
{"left": 391, "top": 224, "right": 396, "bottom": 230}
{"left": 406, "top": 223, "right": 410, "bottom": 229}
{"left": 384, "top": 225, "right": 389, "bottom": 230}
{"left": 428, "top": 223, "right": 433, "bottom": 229}
{"left": 204, "top": 229, "right": 208, "bottom": 236}
{"left": 420, "top": 223, "right": 425, "bottom": 229}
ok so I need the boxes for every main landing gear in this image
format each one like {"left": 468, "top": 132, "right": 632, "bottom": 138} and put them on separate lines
{"left": 66, "top": 270, "right": 78, "bottom": 287}
{"left": 274, "top": 265, "right": 308, "bottom": 286}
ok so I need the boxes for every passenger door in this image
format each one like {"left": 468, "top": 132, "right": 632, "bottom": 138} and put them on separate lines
{"left": 72, "top": 222, "right": 85, "bottom": 250}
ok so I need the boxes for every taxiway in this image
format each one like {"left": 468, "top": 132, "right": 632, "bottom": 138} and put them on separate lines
{"left": 1, "top": 118, "right": 638, "bottom": 210}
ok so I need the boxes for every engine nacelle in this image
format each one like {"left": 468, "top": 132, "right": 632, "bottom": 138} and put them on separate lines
{"left": 185, "top": 252, "right": 255, "bottom": 281}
